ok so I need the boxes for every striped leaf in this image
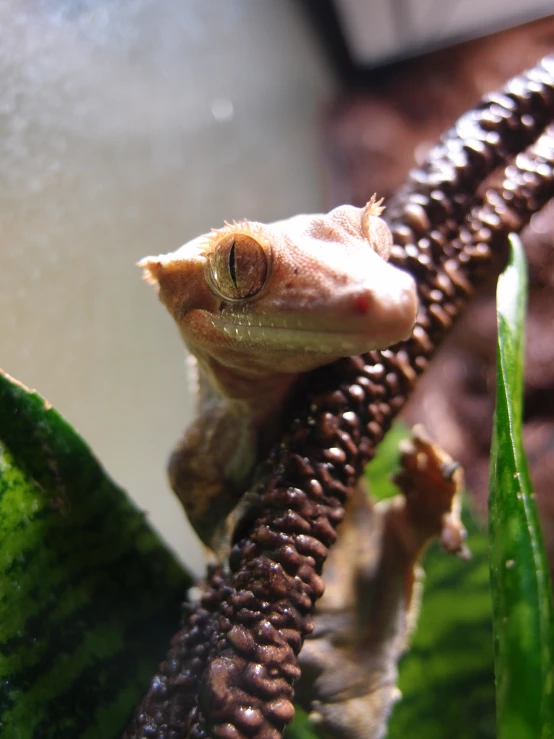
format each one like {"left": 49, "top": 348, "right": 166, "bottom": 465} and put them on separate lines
{"left": 0, "top": 370, "right": 192, "bottom": 738}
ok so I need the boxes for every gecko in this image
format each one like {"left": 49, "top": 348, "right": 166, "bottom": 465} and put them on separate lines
{"left": 140, "top": 196, "right": 418, "bottom": 555}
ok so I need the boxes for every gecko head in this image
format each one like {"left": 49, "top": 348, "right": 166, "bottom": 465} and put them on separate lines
{"left": 139, "top": 199, "right": 418, "bottom": 385}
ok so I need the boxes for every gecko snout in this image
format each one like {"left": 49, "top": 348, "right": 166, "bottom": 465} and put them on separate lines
{"left": 355, "top": 267, "right": 418, "bottom": 347}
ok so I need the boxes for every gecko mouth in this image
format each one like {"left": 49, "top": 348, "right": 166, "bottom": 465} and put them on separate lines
{"left": 208, "top": 315, "right": 406, "bottom": 354}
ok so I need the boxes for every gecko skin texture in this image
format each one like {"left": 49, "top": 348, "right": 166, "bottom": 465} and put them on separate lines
{"left": 125, "top": 57, "right": 554, "bottom": 739}
{"left": 140, "top": 198, "right": 418, "bottom": 551}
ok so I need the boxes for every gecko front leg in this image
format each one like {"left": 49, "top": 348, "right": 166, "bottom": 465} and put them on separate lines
{"left": 166, "top": 396, "right": 257, "bottom": 553}
{"left": 140, "top": 198, "right": 418, "bottom": 554}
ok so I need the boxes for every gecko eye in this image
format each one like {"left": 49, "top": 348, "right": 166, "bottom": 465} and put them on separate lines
{"left": 207, "top": 233, "right": 270, "bottom": 300}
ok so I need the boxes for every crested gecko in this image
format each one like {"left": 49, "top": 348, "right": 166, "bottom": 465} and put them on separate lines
{"left": 140, "top": 196, "right": 418, "bottom": 554}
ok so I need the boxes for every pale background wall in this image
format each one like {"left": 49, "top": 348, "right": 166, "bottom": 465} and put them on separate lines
{"left": 0, "top": 0, "right": 333, "bottom": 573}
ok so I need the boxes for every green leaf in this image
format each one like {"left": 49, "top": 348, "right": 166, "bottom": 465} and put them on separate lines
{"left": 489, "top": 235, "right": 554, "bottom": 739}
{"left": 365, "top": 420, "right": 411, "bottom": 501}
{"left": 285, "top": 706, "right": 321, "bottom": 739}
{"left": 0, "top": 370, "right": 192, "bottom": 738}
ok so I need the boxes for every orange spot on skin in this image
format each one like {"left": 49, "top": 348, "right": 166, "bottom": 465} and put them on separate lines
{"left": 353, "top": 294, "right": 370, "bottom": 314}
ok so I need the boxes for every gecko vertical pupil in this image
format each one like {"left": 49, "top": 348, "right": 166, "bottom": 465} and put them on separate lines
{"left": 229, "top": 239, "right": 237, "bottom": 287}
{"left": 209, "top": 233, "right": 270, "bottom": 300}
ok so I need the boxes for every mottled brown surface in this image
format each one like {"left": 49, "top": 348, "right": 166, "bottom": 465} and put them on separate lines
{"left": 324, "top": 17, "right": 554, "bottom": 566}
{"left": 125, "top": 57, "right": 554, "bottom": 739}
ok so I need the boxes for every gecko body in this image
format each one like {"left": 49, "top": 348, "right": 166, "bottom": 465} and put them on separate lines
{"left": 141, "top": 197, "right": 418, "bottom": 552}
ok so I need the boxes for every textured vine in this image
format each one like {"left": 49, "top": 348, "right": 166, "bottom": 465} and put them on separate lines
{"left": 124, "top": 56, "right": 554, "bottom": 739}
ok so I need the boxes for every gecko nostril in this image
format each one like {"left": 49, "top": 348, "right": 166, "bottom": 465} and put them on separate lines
{"left": 353, "top": 293, "right": 371, "bottom": 315}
